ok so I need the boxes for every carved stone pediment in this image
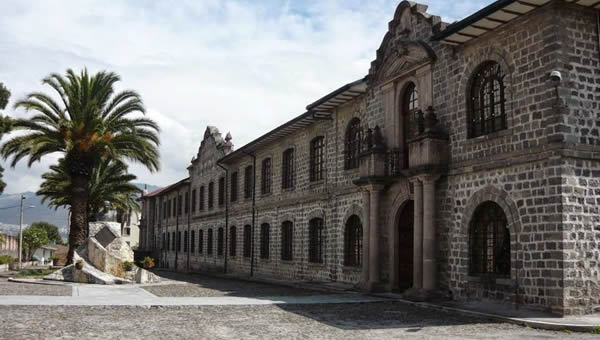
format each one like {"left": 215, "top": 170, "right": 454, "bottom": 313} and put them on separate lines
{"left": 369, "top": 1, "right": 438, "bottom": 85}
{"left": 381, "top": 40, "right": 433, "bottom": 80}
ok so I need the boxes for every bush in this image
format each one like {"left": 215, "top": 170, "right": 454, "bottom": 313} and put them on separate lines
{"left": 121, "top": 261, "right": 134, "bottom": 272}
{"left": 142, "top": 256, "right": 155, "bottom": 269}
{"left": 0, "top": 255, "right": 14, "bottom": 265}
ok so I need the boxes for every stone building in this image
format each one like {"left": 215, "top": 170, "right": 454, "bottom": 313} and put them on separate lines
{"left": 0, "top": 232, "right": 18, "bottom": 258}
{"left": 140, "top": 0, "right": 600, "bottom": 315}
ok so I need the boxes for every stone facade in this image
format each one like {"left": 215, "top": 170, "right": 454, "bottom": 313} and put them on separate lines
{"left": 140, "top": 1, "right": 600, "bottom": 315}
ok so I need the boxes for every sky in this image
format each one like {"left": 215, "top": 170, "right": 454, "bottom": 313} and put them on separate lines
{"left": 0, "top": 0, "right": 489, "bottom": 194}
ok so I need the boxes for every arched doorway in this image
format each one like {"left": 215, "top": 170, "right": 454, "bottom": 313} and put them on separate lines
{"left": 397, "top": 200, "right": 414, "bottom": 290}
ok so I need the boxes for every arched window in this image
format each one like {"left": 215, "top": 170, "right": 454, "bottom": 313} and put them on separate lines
{"left": 243, "top": 225, "right": 251, "bottom": 257}
{"left": 310, "top": 136, "right": 325, "bottom": 181}
{"left": 208, "top": 182, "right": 214, "bottom": 209}
{"left": 403, "top": 83, "right": 419, "bottom": 168}
{"left": 282, "top": 149, "right": 295, "bottom": 189}
{"left": 345, "top": 118, "right": 361, "bottom": 170}
{"left": 190, "top": 230, "right": 195, "bottom": 253}
{"left": 207, "top": 228, "right": 213, "bottom": 255}
{"left": 281, "top": 221, "right": 293, "bottom": 261}
{"left": 344, "top": 215, "right": 362, "bottom": 267}
{"left": 217, "top": 227, "right": 224, "bottom": 256}
{"left": 198, "top": 230, "right": 204, "bottom": 254}
{"left": 261, "top": 158, "right": 272, "bottom": 194}
{"left": 230, "top": 226, "right": 237, "bottom": 257}
{"left": 469, "top": 201, "right": 510, "bottom": 276}
{"left": 309, "top": 218, "right": 324, "bottom": 263}
{"left": 468, "top": 61, "right": 507, "bottom": 138}
{"left": 260, "top": 223, "right": 270, "bottom": 259}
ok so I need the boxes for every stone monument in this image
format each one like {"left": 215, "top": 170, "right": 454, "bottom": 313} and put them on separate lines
{"left": 45, "top": 221, "right": 160, "bottom": 284}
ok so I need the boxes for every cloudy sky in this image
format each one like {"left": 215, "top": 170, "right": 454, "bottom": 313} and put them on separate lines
{"left": 0, "top": 0, "right": 489, "bottom": 194}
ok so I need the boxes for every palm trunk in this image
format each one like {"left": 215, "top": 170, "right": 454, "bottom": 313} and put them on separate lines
{"left": 66, "top": 175, "right": 89, "bottom": 264}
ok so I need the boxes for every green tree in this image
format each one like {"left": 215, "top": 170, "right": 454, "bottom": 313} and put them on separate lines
{"left": 37, "top": 157, "right": 141, "bottom": 222}
{"left": 21, "top": 225, "right": 50, "bottom": 261}
{"left": 1, "top": 69, "right": 160, "bottom": 263}
{"left": 0, "top": 82, "right": 13, "bottom": 194}
{"left": 30, "top": 222, "right": 63, "bottom": 245}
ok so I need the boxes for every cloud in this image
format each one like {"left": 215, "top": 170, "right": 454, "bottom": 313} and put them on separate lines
{"left": 0, "top": 0, "right": 489, "bottom": 193}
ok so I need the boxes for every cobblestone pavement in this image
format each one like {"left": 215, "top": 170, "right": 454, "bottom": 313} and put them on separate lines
{"left": 143, "top": 272, "right": 324, "bottom": 297}
{"left": 1, "top": 302, "right": 595, "bottom": 340}
{"left": 0, "top": 278, "right": 71, "bottom": 296}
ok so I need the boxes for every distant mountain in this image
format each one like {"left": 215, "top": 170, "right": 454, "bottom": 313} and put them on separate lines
{"left": 0, "top": 183, "right": 161, "bottom": 240}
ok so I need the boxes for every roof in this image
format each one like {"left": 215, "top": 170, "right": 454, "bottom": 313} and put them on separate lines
{"left": 220, "top": 78, "right": 368, "bottom": 163}
{"left": 306, "top": 78, "right": 368, "bottom": 114}
{"left": 431, "top": 0, "right": 599, "bottom": 45}
{"left": 142, "top": 178, "right": 190, "bottom": 198}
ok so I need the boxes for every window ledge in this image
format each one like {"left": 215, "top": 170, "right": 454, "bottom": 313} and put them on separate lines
{"left": 307, "top": 262, "right": 326, "bottom": 268}
{"left": 467, "top": 275, "right": 514, "bottom": 285}
{"left": 259, "top": 257, "right": 271, "bottom": 263}
{"left": 280, "top": 260, "right": 294, "bottom": 265}
{"left": 464, "top": 128, "right": 511, "bottom": 145}
{"left": 281, "top": 187, "right": 296, "bottom": 193}
{"left": 308, "top": 179, "right": 325, "bottom": 188}
{"left": 342, "top": 265, "right": 362, "bottom": 273}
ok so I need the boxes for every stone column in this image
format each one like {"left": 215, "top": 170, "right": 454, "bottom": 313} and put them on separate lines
{"left": 411, "top": 178, "right": 424, "bottom": 289}
{"left": 421, "top": 174, "right": 440, "bottom": 291}
{"left": 368, "top": 185, "right": 383, "bottom": 290}
{"left": 361, "top": 189, "right": 370, "bottom": 287}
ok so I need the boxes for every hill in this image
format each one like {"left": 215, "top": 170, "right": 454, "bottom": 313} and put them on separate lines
{"left": 0, "top": 183, "right": 160, "bottom": 240}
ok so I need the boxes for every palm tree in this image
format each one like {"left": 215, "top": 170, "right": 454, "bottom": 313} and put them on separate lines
{"left": 2, "top": 69, "right": 160, "bottom": 263}
{"left": 37, "top": 157, "right": 142, "bottom": 221}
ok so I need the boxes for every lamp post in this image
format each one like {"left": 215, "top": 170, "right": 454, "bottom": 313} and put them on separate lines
{"left": 18, "top": 195, "right": 24, "bottom": 270}
{"left": 16, "top": 196, "right": 35, "bottom": 270}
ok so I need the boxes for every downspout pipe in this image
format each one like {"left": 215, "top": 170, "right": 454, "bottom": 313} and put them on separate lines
{"left": 217, "top": 162, "right": 229, "bottom": 274}
{"left": 242, "top": 150, "right": 257, "bottom": 277}
{"left": 175, "top": 190, "right": 179, "bottom": 271}
{"left": 187, "top": 182, "right": 191, "bottom": 272}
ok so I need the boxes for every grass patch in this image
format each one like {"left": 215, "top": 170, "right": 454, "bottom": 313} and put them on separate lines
{"left": 592, "top": 326, "right": 600, "bottom": 334}
{"left": 15, "top": 268, "right": 56, "bottom": 278}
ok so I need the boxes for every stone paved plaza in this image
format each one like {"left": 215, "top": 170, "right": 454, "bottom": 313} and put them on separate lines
{"left": 0, "top": 274, "right": 597, "bottom": 339}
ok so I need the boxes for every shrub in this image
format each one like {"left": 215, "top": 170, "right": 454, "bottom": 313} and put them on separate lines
{"left": 142, "top": 256, "right": 155, "bottom": 269}
{"left": 121, "top": 261, "right": 134, "bottom": 272}
{"left": 0, "top": 255, "right": 14, "bottom": 265}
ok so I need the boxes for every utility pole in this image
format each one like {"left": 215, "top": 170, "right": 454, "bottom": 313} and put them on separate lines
{"left": 18, "top": 195, "right": 24, "bottom": 270}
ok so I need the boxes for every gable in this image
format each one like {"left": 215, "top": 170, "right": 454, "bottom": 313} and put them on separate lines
{"left": 369, "top": 1, "right": 440, "bottom": 85}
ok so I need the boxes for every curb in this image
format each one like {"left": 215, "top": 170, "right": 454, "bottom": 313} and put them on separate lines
{"left": 373, "top": 295, "right": 598, "bottom": 333}
{"left": 7, "top": 277, "right": 73, "bottom": 287}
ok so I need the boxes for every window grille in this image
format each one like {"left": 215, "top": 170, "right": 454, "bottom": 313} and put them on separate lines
{"left": 310, "top": 137, "right": 325, "bottom": 182}
{"left": 218, "top": 177, "right": 225, "bottom": 206}
{"left": 281, "top": 221, "right": 293, "bottom": 261}
{"left": 230, "top": 226, "right": 237, "bottom": 257}
{"left": 260, "top": 223, "right": 270, "bottom": 259}
{"left": 244, "top": 166, "right": 253, "bottom": 199}
{"left": 208, "top": 182, "right": 214, "bottom": 209}
{"left": 309, "top": 218, "right": 324, "bottom": 263}
{"left": 243, "top": 225, "right": 252, "bottom": 257}
{"left": 261, "top": 158, "right": 272, "bottom": 194}
{"left": 344, "top": 215, "right": 362, "bottom": 267}
{"left": 282, "top": 149, "right": 295, "bottom": 189}
{"left": 230, "top": 172, "right": 238, "bottom": 202}
{"left": 207, "top": 229, "right": 213, "bottom": 255}
{"left": 344, "top": 118, "right": 361, "bottom": 169}
{"left": 468, "top": 61, "right": 507, "bottom": 138}
{"left": 217, "top": 227, "right": 224, "bottom": 256}
{"left": 469, "top": 201, "right": 511, "bottom": 276}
